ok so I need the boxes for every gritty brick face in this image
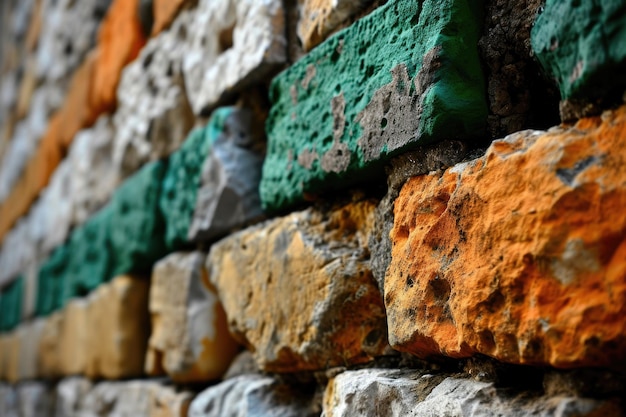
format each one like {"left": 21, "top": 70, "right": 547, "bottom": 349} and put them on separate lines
{"left": 386, "top": 106, "right": 626, "bottom": 369}
{"left": 261, "top": 0, "right": 487, "bottom": 212}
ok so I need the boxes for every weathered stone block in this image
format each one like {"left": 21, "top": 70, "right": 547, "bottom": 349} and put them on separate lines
{"left": 0, "top": 383, "right": 18, "bottom": 417}
{"left": 36, "top": 245, "right": 70, "bottom": 316}
{"left": 183, "top": 0, "right": 286, "bottom": 115}
{"left": 386, "top": 106, "right": 626, "bottom": 369}
{"left": 324, "top": 369, "right": 622, "bottom": 416}
{"left": 38, "top": 312, "right": 63, "bottom": 379}
{"left": 146, "top": 252, "right": 239, "bottom": 382}
{"left": 187, "top": 107, "right": 265, "bottom": 244}
{"left": 159, "top": 126, "right": 212, "bottom": 250}
{"left": 16, "top": 382, "right": 54, "bottom": 417}
{"left": 207, "top": 199, "right": 388, "bottom": 372}
{"left": 40, "top": 160, "right": 73, "bottom": 256}
{"left": 113, "top": 14, "right": 194, "bottom": 179}
{"left": 189, "top": 374, "right": 319, "bottom": 417}
{"left": 69, "top": 116, "right": 118, "bottom": 226}
{"left": 3, "top": 331, "right": 19, "bottom": 383}
{"left": 297, "top": 0, "right": 373, "bottom": 51}
{"left": 90, "top": 0, "right": 146, "bottom": 115}
{"left": 109, "top": 161, "right": 168, "bottom": 276}
{"left": 16, "top": 319, "right": 45, "bottom": 380}
{"left": 0, "top": 277, "right": 23, "bottom": 332}
{"left": 532, "top": 0, "right": 626, "bottom": 105}
{"left": 58, "top": 299, "right": 89, "bottom": 376}
{"left": 261, "top": 0, "right": 486, "bottom": 212}
{"left": 55, "top": 377, "right": 93, "bottom": 417}
{"left": 85, "top": 275, "right": 150, "bottom": 379}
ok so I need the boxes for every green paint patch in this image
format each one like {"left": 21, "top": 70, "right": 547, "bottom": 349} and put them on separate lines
{"left": 261, "top": 0, "right": 486, "bottom": 212}
{"left": 532, "top": 0, "right": 626, "bottom": 100}
{"left": 0, "top": 276, "right": 23, "bottom": 332}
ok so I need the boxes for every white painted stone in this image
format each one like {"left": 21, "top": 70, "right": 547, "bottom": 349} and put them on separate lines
{"left": 183, "top": 0, "right": 286, "bottom": 115}
{"left": 189, "top": 374, "right": 319, "bottom": 417}
{"left": 55, "top": 377, "right": 93, "bottom": 417}
{"left": 17, "top": 382, "right": 54, "bottom": 417}
{"left": 113, "top": 14, "right": 194, "bottom": 179}
{"left": 0, "top": 383, "right": 18, "bottom": 417}
{"left": 323, "top": 369, "right": 617, "bottom": 417}
{"left": 40, "top": 160, "right": 73, "bottom": 255}
{"left": 188, "top": 108, "right": 265, "bottom": 242}
{"left": 0, "top": 121, "right": 37, "bottom": 203}
{"left": 146, "top": 251, "right": 239, "bottom": 382}
{"left": 69, "top": 115, "right": 118, "bottom": 226}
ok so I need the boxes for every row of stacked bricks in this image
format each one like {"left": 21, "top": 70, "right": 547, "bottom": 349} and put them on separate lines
{"left": 1, "top": 0, "right": 626, "bottom": 416}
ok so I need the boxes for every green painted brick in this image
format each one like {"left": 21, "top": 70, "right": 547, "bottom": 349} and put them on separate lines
{"left": 36, "top": 246, "right": 69, "bottom": 316}
{"left": 261, "top": 0, "right": 486, "bottom": 211}
{"left": 63, "top": 208, "right": 115, "bottom": 304}
{"left": 110, "top": 160, "right": 168, "bottom": 276}
{"left": 532, "top": 0, "right": 626, "bottom": 100}
{"left": 159, "top": 110, "right": 223, "bottom": 250}
{"left": 0, "top": 276, "right": 23, "bottom": 332}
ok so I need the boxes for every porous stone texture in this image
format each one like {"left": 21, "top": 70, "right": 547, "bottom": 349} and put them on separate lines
{"left": 85, "top": 275, "right": 150, "bottom": 379}
{"left": 79, "top": 380, "right": 193, "bottom": 417}
{"left": 187, "top": 107, "right": 265, "bottom": 243}
{"left": 2, "top": 331, "right": 19, "bottom": 383}
{"left": 323, "top": 369, "right": 623, "bottom": 417}
{"left": 68, "top": 116, "right": 118, "bottom": 226}
{"left": 113, "top": 14, "right": 194, "bottom": 179}
{"left": 297, "top": 0, "right": 373, "bottom": 51}
{"left": 16, "top": 382, "right": 54, "bottom": 417}
{"left": 38, "top": 312, "right": 63, "bottom": 379}
{"left": 261, "top": 0, "right": 486, "bottom": 212}
{"left": 58, "top": 299, "right": 89, "bottom": 376}
{"left": 479, "top": 0, "right": 560, "bottom": 138}
{"left": 90, "top": 0, "right": 146, "bottom": 115}
{"left": 532, "top": 0, "right": 626, "bottom": 120}
{"left": 35, "top": 0, "right": 111, "bottom": 94}
{"left": 55, "top": 377, "right": 93, "bottom": 417}
{"left": 39, "top": 160, "right": 73, "bottom": 256}
{"left": 386, "top": 105, "right": 626, "bottom": 369}
{"left": 183, "top": 0, "right": 286, "bottom": 115}
{"left": 146, "top": 252, "right": 239, "bottom": 382}
{"left": 207, "top": 199, "right": 389, "bottom": 372}
{"left": 188, "top": 374, "right": 319, "bottom": 417}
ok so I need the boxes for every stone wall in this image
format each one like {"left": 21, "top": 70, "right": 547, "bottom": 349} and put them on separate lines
{"left": 1, "top": 0, "right": 625, "bottom": 416}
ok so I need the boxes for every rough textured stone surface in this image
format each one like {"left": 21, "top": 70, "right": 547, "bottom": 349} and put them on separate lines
{"left": 16, "top": 319, "right": 45, "bottom": 380}
{"left": 36, "top": 246, "right": 69, "bottom": 316}
{"left": 0, "top": 277, "right": 23, "bottom": 332}
{"left": 187, "top": 107, "right": 265, "bottom": 243}
{"left": 58, "top": 299, "right": 89, "bottom": 376}
{"left": 55, "top": 377, "right": 93, "bottom": 417}
{"left": 146, "top": 252, "right": 239, "bottom": 382}
{"left": 261, "top": 0, "right": 486, "bottom": 212}
{"left": 183, "top": 0, "right": 286, "bottom": 115}
{"left": 297, "top": 0, "right": 373, "bottom": 51}
{"left": 85, "top": 275, "right": 150, "bottom": 379}
{"left": 39, "top": 160, "right": 73, "bottom": 256}
{"left": 189, "top": 374, "right": 319, "bottom": 417}
{"left": 532, "top": 0, "right": 626, "bottom": 110}
{"left": 90, "top": 0, "right": 146, "bottom": 115}
{"left": 323, "top": 369, "right": 623, "bottom": 417}
{"left": 386, "top": 106, "right": 626, "bottom": 369}
{"left": 35, "top": 0, "right": 110, "bottom": 92}
{"left": 479, "top": 0, "right": 560, "bottom": 138}
{"left": 2, "top": 331, "right": 19, "bottom": 383}
{"left": 109, "top": 161, "right": 168, "bottom": 276}
{"left": 38, "top": 312, "right": 63, "bottom": 379}
{"left": 208, "top": 199, "right": 389, "bottom": 372}
{"left": 69, "top": 116, "right": 118, "bottom": 226}
{"left": 0, "top": 383, "right": 18, "bottom": 417}
{"left": 79, "top": 380, "right": 193, "bottom": 417}
{"left": 113, "top": 14, "right": 194, "bottom": 179}
{"left": 159, "top": 126, "right": 213, "bottom": 251}
{"left": 16, "top": 382, "right": 54, "bottom": 417}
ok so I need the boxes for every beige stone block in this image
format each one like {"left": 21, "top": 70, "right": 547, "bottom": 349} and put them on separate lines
{"left": 85, "top": 275, "right": 150, "bottom": 379}
{"left": 38, "top": 312, "right": 63, "bottom": 379}
{"left": 17, "top": 320, "right": 45, "bottom": 380}
{"left": 0, "top": 335, "right": 7, "bottom": 380}
{"left": 207, "top": 199, "right": 389, "bottom": 372}
{"left": 4, "top": 330, "right": 19, "bottom": 383}
{"left": 58, "top": 299, "right": 89, "bottom": 376}
{"left": 146, "top": 252, "right": 239, "bottom": 382}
